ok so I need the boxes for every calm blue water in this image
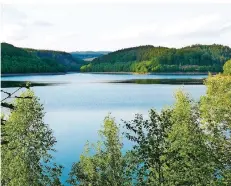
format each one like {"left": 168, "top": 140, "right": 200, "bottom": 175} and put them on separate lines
{"left": 1, "top": 73, "right": 207, "bottom": 185}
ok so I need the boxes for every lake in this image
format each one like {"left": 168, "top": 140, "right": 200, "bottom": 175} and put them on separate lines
{"left": 1, "top": 73, "right": 207, "bottom": 185}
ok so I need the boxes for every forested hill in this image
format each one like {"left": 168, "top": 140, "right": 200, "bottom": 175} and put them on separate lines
{"left": 93, "top": 45, "right": 169, "bottom": 63}
{"left": 81, "top": 44, "right": 231, "bottom": 73}
{"left": 1, "top": 43, "right": 85, "bottom": 74}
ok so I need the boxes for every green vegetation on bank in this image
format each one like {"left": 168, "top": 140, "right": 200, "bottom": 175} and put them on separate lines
{"left": 81, "top": 44, "right": 231, "bottom": 73}
{"left": 1, "top": 43, "right": 84, "bottom": 74}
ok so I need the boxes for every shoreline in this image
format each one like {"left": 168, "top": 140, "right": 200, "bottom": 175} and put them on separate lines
{"left": 88, "top": 72, "right": 217, "bottom": 75}
{"left": 1, "top": 71, "right": 218, "bottom": 77}
{"left": 1, "top": 72, "right": 67, "bottom": 77}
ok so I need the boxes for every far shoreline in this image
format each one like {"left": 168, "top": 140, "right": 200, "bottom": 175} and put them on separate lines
{"left": 1, "top": 71, "right": 218, "bottom": 77}
{"left": 88, "top": 72, "right": 217, "bottom": 75}
{"left": 1, "top": 72, "right": 68, "bottom": 77}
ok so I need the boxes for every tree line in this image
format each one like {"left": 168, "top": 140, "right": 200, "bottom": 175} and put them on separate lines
{"left": 81, "top": 44, "right": 231, "bottom": 73}
{"left": 1, "top": 60, "right": 231, "bottom": 185}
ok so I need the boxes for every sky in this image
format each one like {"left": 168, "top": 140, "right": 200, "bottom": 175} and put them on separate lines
{"left": 1, "top": 2, "right": 231, "bottom": 52}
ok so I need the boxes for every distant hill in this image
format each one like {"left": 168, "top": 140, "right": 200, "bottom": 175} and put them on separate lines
{"left": 80, "top": 44, "right": 231, "bottom": 73}
{"left": 71, "top": 51, "right": 110, "bottom": 61}
{"left": 1, "top": 43, "right": 85, "bottom": 74}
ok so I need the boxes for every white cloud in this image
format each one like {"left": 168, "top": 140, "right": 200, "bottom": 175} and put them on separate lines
{"left": 1, "top": 3, "right": 231, "bottom": 51}
{"left": 2, "top": 23, "right": 27, "bottom": 41}
{"left": 97, "top": 13, "right": 227, "bottom": 49}
{"left": 159, "top": 14, "right": 221, "bottom": 37}
{"left": 220, "top": 22, "right": 231, "bottom": 33}
{"left": 33, "top": 20, "right": 53, "bottom": 27}
{"left": 2, "top": 0, "right": 231, "bottom": 4}
{"left": 1, "top": 4, "right": 54, "bottom": 44}
{"left": 102, "top": 23, "right": 158, "bottom": 41}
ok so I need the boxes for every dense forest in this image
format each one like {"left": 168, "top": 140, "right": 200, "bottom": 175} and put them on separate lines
{"left": 1, "top": 60, "right": 231, "bottom": 185}
{"left": 81, "top": 44, "right": 231, "bottom": 73}
{"left": 1, "top": 43, "right": 85, "bottom": 74}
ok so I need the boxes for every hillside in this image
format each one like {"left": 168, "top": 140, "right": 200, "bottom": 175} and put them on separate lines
{"left": 71, "top": 51, "right": 110, "bottom": 61}
{"left": 80, "top": 44, "right": 231, "bottom": 73}
{"left": 1, "top": 43, "right": 84, "bottom": 74}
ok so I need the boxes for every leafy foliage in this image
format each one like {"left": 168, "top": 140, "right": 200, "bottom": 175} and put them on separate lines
{"left": 68, "top": 115, "right": 133, "bottom": 186}
{"left": 223, "top": 59, "right": 231, "bottom": 75}
{"left": 1, "top": 90, "right": 63, "bottom": 186}
{"left": 166, "top": 91, "right": 216, "bottom": 185}
{"left": 200, "top": 74, "right": 231, "bottom": 184}
{"left": 124, "top": 109, "right": 173, "bottom": 185}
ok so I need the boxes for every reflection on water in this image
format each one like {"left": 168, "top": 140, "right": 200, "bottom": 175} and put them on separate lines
{"left": 1, "top": 81, "right": 65, "bottom": 88}
{"left": 108, "top": 78, "right": 204, "bottom": 84}
{"left": 1, "top": 78, "right": 204, "bottom": 89}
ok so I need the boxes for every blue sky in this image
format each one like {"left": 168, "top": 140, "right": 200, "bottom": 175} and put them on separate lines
{"left": 1, "top": 3, "right": 231, "bottom": 51}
